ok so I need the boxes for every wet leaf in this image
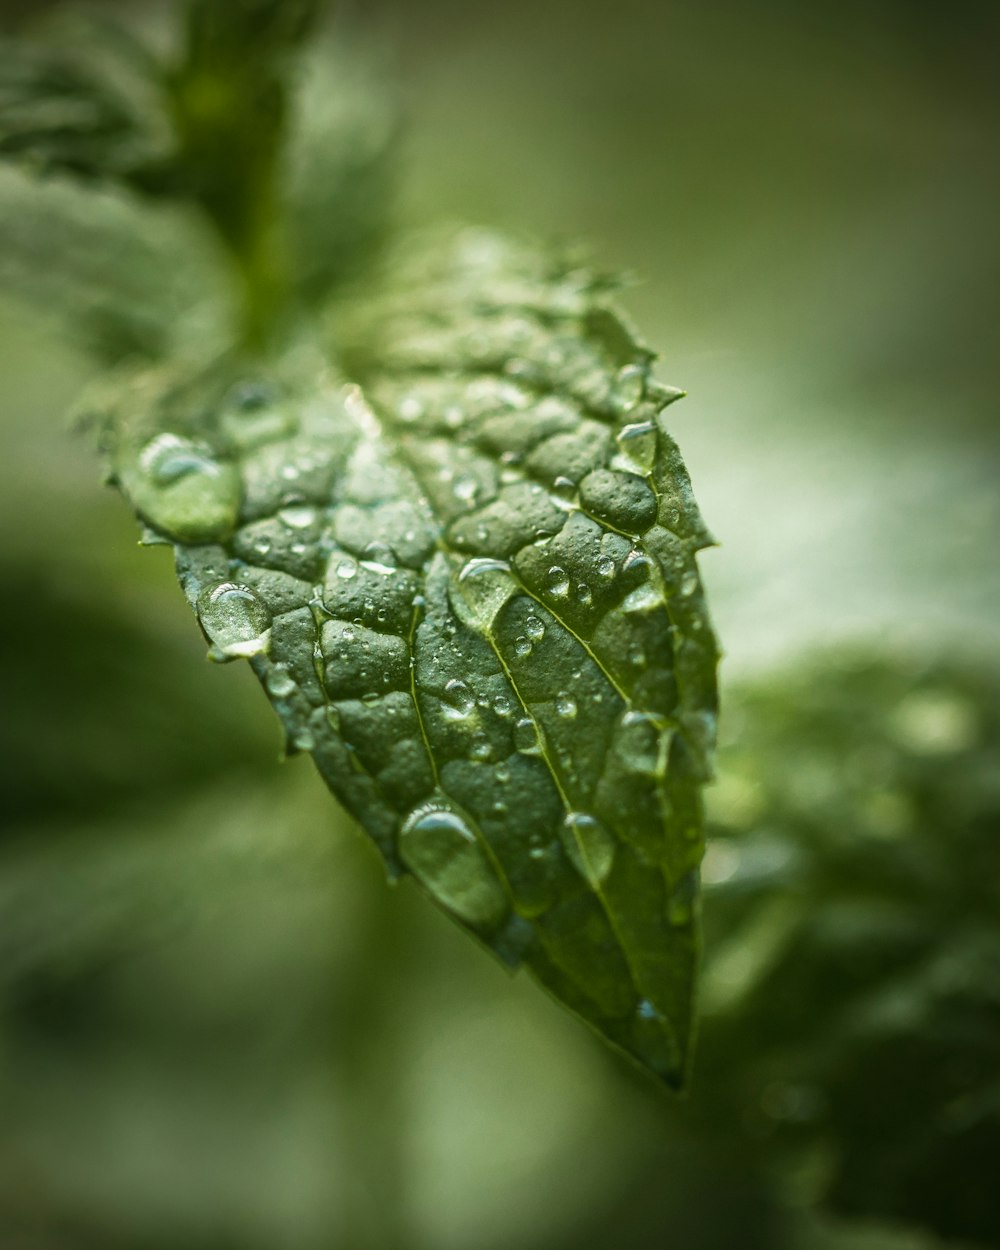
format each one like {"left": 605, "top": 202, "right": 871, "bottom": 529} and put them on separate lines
{"left": 695, "top": 650, "right": 1000, "bottom": 1241}
{"left": 97, "top": 227, "right": 718, "bottom": 1085}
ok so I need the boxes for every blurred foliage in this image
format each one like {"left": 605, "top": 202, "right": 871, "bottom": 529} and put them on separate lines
{"left": 694, "top": 653, "right": 1000, "bottom": 1246}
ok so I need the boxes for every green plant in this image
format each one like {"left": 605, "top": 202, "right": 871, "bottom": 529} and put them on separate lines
{"left": 0, "top": 0, "right": 718, "bottom": 1087}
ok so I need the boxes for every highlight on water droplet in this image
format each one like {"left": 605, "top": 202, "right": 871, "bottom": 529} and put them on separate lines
{"left": 197, "top": 581, "right": 272, "bottom": 658}
{"left": 459, "top": 556, "right": 512, "bottom": 582}
{"left": 398, "top": 803, "right": 508, "bottom": 926}
{"left": 560, "top": 812, "right": 616, "bottom": 886}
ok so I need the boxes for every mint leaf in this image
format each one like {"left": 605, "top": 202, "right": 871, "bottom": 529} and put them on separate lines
{"left": 99, "top": 228, "right": 718, "bottom": 1086}
{"left": 695, "top": 652, "right": 1000, "bottom": 1241}
{"left": 0, "top": 163, "right": 232, "bottom": 359}
{"left": 0, "top": 28, "right": 169, "bottom": 180}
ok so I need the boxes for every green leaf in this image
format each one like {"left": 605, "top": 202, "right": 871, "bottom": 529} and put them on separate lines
{"left": 98, "top": 228, "right": 719, "bottom": 1086}
{"left": 694, "top": 650, "right": 1000, "bottom": 1242}
{"left": 280, "top": 38, "right": 399, "bottom": 303}
{"left": 0, "top": 27, "right": 170, "bottom": 181}
{"left": 0, "top": 162, "right": 234, "bottom": 360}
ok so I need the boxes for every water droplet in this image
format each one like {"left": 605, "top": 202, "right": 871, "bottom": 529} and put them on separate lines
{"left": 124, "top": 433, "right": 240, "bottom": 543}
{"left": 553, "top": 474, "right": 576, "bottom": 499}
{"left": 576, "top": 582, "right": 593, "bottom": 606}
{"left": 596, "top": 555, "right": 616, "bottom": 579}
{"left": 546, "top": 566, "right": 570, "bottom": 597}
{"left": 197, "top": 582, "right": 272, "bottom": 658}
{"left": 398, "top": 805, "right": 508, "bottom": 926}
{"left": 453, "top": 474, "right": 478, "bottom": 503}
{"left": 513, "top": 636, "right": 532, "bottom": 659}
{"left": 360, "top": 542, "right": 396, "bottom": 575}
{"left": 495, "top": 762, "right": 511, "bottom": 783}
{"left": 459, "top": 556, "right": 511, "bottom": 581}
{"left": 266, "top": 665, "right": 296, "bottom": 698}
{"left": 525, "top": 615, "right": 546, "bottom": 643}
{"left": 493, "top": 694, "right": 514, "bottom": 718}
{"left": 443, "top": 678, "right": 475, "bottom": 719}
{"left": 680, "top": 569, "right": 698, "bottom": 597}
{"left": 335, "top": 557, "right": 358, "bottom": 580}
{"left": 278, "top": 504, "right": 318, "bottom": 530}
{"left": 617, "top": 710, "right": 663, "bottom": 775}
{"left": 613, "top": 364, "right": 646, "bottom": 414}
{"left": 555, "top": 692, "right": 578, "bottom": 719}
{"left": 560, "top": 813, "right": 616, "bottom": 885}
{"left": 291, "top": 727, "right": 315, "bottom": 751}
{"left": 616, "top": 420, "right": 658, "bottom": 474}
{"left": 514, "top": 717, "right": 542, "bottom": 754}
{"left": 252, "top": 536, "right": 273, "bottom": 557}
{"left": 470, "top": 736, "right": 492, "bottom": 761}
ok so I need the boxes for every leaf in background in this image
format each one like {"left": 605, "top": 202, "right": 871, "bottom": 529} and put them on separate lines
{"left": 98, "top": 228, "right": 719, "bottom": 1086}
{"left": 694, "top": 651, "right": 1000, "bottom": 1244}
{"left": 0, "top": 26, "right": 170, "bottom": 181}
{"left": 0, "top": 162, "right": 233, "bottom": 360}
{"left": 280, "top": 37, "right": 399, "bottom": 303}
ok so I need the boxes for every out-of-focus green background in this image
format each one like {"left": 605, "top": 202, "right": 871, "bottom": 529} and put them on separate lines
{"left": 1, "top": 1, "right": 997, "bottom": 1247}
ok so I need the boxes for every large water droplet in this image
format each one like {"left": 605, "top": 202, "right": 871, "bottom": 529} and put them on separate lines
{"left": 546, "top": 566, "right": 570, "bottom": 598}
{"left": 615, "top": 420, "right": 658, "bottom": 475}
{"left": 443, "top": 678, "right": 475, "bottom": 719}
{"left": 399, "top": 805, "right": 508, "bottom": 926}
{"left": 612, "top": 364, "right": 646, "bottom": 414}
{"left": 197, "top": 581, "right": 272, "bottom": 658}
{"left": 124, "top": 433, "right": 240, "bottom": 543}
{"left": 360, "top": 542, "right": 396, "bottom": 575}
{"left": 560, "top": 813, "right": 616, "bottom": 886}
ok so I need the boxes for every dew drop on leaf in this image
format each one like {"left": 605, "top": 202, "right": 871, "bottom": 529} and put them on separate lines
{"left": 546, "top": 566, "right": 570, "bottom": 597}
{"left": 555, "top": 692, "right": 578, "bottom": 719}
{"left": 197, "top": 581, "right": 272, "bottom": 658}
{"left": 266, "top": 665, "right": 296, "bottom": 698}
{"left": 443, "top": 678, "right": 475, "bottom": 718}
{"left": 560, "top": 812, "right": 616, "bottom": 886}
{"left": 398, "top": 804, "right": 508, "bottom": 926}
